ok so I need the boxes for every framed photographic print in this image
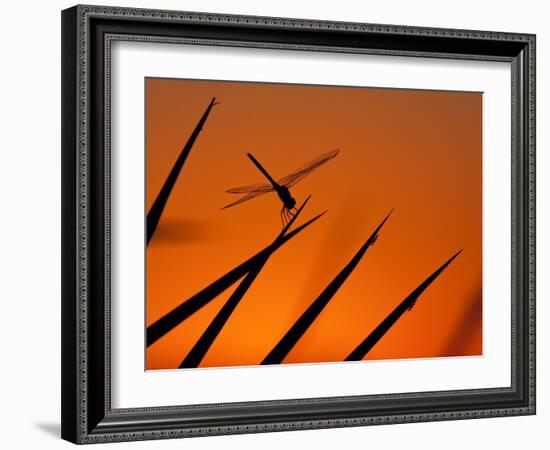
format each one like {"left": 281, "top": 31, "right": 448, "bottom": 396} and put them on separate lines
{"left": 61, "top": 4, "right": 536, "bottom": 444}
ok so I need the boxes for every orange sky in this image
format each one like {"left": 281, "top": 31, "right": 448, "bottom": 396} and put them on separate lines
{"left": 145, "top": 78, "right": 482, "bottom": 370}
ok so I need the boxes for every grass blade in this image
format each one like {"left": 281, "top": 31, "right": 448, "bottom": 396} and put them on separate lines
{"left": 179, "top": 196, "right": 313, "bottom": 368}
{"left": 345, "top": 249, "right": 463, "bottom": 361}
{"left": 261, "top": 210, "right": 393, "bottom": 366}
{"left": 179, "top": 259, "right": 267, "bottom": 368}
{"left": 147, "top": 97, "right": 218, "bottom": 245}
{"left": 147, "top": 199, "right": 325, "bottom": 347}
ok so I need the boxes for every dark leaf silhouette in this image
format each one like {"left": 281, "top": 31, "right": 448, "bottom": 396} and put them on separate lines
{"left": 147, "top": 97, "right": 218, "bottom": 245}
{"left": 345, "top": 249, "right": 463, "bottom": 361}
{"left": 179, "top": 197, "right": 314, "bottom": 368}
{"left": 147, "top": 197, "right": 326, "bottom": 347}
{"left": 261, "top": 210, "right": 393, "bottom": 366}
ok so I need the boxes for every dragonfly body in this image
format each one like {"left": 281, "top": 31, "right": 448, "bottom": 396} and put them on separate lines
{"left": 246, "top": 153, "right": 297, "bottom": 213}
{"left": 277, "top": 185, "right": 297, "bottom": 211}
{"left": 223, "top": 149, "right": 339, "bottom": 225}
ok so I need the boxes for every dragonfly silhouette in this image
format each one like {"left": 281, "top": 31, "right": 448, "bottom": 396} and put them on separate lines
{"left": 222, "top": 149, "right": 340, "bottom": 225}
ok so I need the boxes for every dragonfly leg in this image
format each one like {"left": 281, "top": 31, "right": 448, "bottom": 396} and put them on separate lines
{"left": 284, "top": 208, "right": 292, "bottom": 227}
{"left": 280, "top": 206, "right": 286, "bottom": 227}
{"left": 286, "top": 209, "right": 293, "bottom": 223}
{"left": 284, "top": 208, "right": 292, "bottom": 223}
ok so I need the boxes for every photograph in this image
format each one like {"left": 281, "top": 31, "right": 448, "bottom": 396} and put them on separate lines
{"left": 145, "top": 78, "right": 482, "bottom": 370}
{"left": 56, "top": 3, "right": 536, "bottom": 444}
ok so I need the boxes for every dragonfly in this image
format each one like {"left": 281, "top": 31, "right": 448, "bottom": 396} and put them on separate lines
{"left": 222, "top": 149, "right": 340, "bottom": 225}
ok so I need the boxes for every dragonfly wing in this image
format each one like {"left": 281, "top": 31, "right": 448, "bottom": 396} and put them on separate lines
{"left": 221, "top": 191, "right": 269, "bottom": 210}
{"left": 278, "top": 148, "right": 339, "bottom": 188}
{"left": 226, "top": 182, "right": 274, "bottom": 194}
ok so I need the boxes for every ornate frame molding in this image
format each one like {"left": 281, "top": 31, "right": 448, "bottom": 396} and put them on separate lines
{"left": 61, "top": 5, "right": 535, "bottom": 444}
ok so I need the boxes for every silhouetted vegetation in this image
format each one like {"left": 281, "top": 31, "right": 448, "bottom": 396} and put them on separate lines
{"left": 146, "top": 98, "right": 464, "bottom": 369}
{"left": 180, "top": 197, "right": 315, "bottom": 367}
{"left": 261, "top": 210, "right": 393, "bottom": 365}
{"left": 345, "top": 250, "right": 463, "bottom": 361}
{"left": 147, "top": 197, "right": 326, "bottom": 347}
{"left": 147, "top": 97, "right": 218, "bottom": 245}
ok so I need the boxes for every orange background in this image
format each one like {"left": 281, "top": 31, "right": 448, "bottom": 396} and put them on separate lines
{"left": 145, "top": 78, "right": 482, "bottom": 370}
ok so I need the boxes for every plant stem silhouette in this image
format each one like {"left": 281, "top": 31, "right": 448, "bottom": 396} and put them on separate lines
{"left": 147, "top": 198, "right": 326, "bottom": 347}
{"left": 261, "top": 210, "right": 393, "bottom": 366}
{"left": 147, "top": 97, "right": 218, "bottom": 245}
{"left": 179, "top": 197, "right": 313, "bottom": 368}
{"left": 345, "top": 249, "right": 463, "bottom": 361}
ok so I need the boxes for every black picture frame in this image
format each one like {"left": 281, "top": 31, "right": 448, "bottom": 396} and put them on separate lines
{"left": 61, "top": 4, "right": 536, "bottom": 444}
